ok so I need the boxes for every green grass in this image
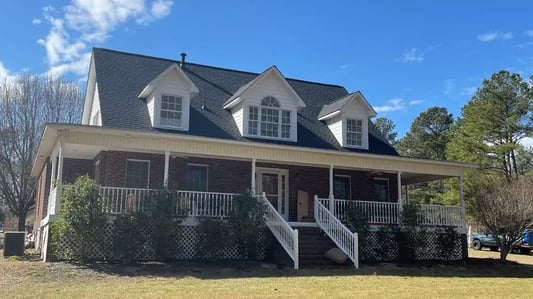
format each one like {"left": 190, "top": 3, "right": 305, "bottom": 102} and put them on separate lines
{"left": 1, "top": 249, "right": 532, "bottom": 298}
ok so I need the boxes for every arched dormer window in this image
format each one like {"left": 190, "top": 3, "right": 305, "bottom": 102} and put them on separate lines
{"left": 248, "top": 96, "right": 291, "bottom": 139}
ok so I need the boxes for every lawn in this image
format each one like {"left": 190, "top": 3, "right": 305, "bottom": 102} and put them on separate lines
{"left": 1, "top": 249, "right": 532, "bottom": 299}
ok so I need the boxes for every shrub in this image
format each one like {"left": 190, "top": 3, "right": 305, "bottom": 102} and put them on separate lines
{"left": 436, "top": 226, "right": 460, "bottom": 260}
{"left": 52, "top": 176, "right": 107, "bottom": 262}
{"left": 227, "top": 192, "right": 267, "bottom": 260}
{"left": 195, "top": 217, "right": 231, "bottom": 259}
{"left": 343, "top": 206, "right": 370, "bottom": 258}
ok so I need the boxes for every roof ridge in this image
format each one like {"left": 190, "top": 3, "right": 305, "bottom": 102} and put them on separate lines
{"left": 93, "top": 47, "right": 346, "bottom": 89}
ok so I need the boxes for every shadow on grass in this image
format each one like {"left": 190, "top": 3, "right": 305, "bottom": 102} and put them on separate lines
{"left": 79, "top": 256, "right": 533, "bottom": 280}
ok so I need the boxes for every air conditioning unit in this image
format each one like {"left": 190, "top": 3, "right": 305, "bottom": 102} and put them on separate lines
{"left": 3, "top": 231, "right": 25, "bottom": 257}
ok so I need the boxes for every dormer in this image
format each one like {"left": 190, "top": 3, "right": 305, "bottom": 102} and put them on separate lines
{"left": 318, "top": 92, "right": 377, "bottom": 150}
{"left": 223, "top": 66, "right": 306, "bottom": 142}
{"left": 138, "top": 63, "right": 199, "bottom": 131}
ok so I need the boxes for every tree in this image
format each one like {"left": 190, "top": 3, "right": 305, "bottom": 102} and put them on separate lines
{"left": 447, "top": 70, "right": 533, "bottom": 181}
{"left": 472, "top": 177, "right": 533, "bottom": 262}
{"left": 0, "top": 74, "right": 83, "bottom": 231}
{"left": 398, "top": 107, "right": 453, "bottom": 160}
{"left": 397, "top": 107, "right": 454, "bottom": 204}
{"left": 373, "top": 117, "right": 398, "bottom": 146}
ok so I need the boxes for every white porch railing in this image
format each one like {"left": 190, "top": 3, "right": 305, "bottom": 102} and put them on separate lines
{"left": 418, "top": 204, "right": 463, "bottom": 227}
{"left": 319, "top": 198, "right": 463, "bottom": 227}
{"left": 259, "top": 193, "right": 299, "bottom": 270}
{"left": 99, "top": 187, "right": 236, "bottom": 217}
{"left": 314, "top": 196, "right": 358, "bottom": 268}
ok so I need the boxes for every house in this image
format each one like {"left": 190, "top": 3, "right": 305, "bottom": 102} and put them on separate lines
{"left": 32, "top": 48, "right": 471, "bottom": 268}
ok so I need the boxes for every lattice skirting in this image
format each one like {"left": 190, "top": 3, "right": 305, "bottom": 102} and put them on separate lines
{"left": 51, "top": 223, "right": 266, "bottom": 262}
{"left": 360, "top": 231, "right": 466, "bottom": 262}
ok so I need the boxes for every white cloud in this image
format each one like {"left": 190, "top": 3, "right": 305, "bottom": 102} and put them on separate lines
{"left": 526, "top": 30, "right": 533, "bottom": 37}
{"left": 409, "top": 99, "right": 423, "bottom": 106}
{"left": 444, "top": 79, "right": 454, "bottom": 95}
{"left": 37, "top": 1, "right": 174, "bottom": 77}
{"left": 151, "top": 0, "right": 173, "bottom": 19}
{"left": 375, "top": 98, "right": 406, "bottom": 113}
{"left": 477, "top": 31, "right": 513, "bottom": 42}
{"left": 401, "top": 48, "right": 424, "bottom": 63}
{"left": 32, "top": 18, "right": 42, "bottom": 24}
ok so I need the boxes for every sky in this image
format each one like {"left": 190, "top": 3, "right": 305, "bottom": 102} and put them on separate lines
{"left": 1, "top": 1, "right": 533, "bottom": 137}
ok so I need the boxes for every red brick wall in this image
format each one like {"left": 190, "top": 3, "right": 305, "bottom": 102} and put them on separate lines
{"left": 96, "top": 151, "right": 165, "bottom": 189}
{"left": 62, "top": 158, "right": 94, "bottom": 184}
{"left": 33, "top": 160, "right": 51, "bottom": 232}
{"left": 169, "top": 157, "right": 251, "bottom": 193}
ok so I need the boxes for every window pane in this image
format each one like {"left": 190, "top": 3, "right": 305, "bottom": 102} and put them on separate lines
{"left": 346, "top": 119, "right": 363, "bottom": 146}
{"left": 373, "top": 179, "right": 389, "bottom": 202}
{"left": 261, "top": 96, "right": 280, "bottom": 107}
{"left": 126, "top": 160, "right": 149, "bottom": 188}
{"left": 334, "top": 176, "right": 351, "bottom": 200}
{"left": 187, "top": 165, "right": 208, "bottom": 191}
{"left": 160, "top": 95, "right": 182, "bottom": 127}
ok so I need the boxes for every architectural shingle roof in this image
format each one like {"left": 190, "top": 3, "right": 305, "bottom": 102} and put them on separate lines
{"left": 92, "top": 48, "right": 398, "bottom": 156}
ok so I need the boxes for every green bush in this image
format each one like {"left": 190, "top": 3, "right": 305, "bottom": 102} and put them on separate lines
{"left": 376, "top": 203, "right": 426, "bottom": 263}
{"left": 436, "top": 226, "right": 460, "bottom": 260}
{"left": 52, "top": 176, "right": 107, "bottom": 262}
{"left": 195, "top": 217, "right": 231, "bottom": 259}
{"left": 227, "top": 192, "right": 267, "bottom": 260}
{"left": 113, "top": 189, "right": 186, "bottom": 262}
{"left": 343, "top": 206, "right": 370, "bottom": 258}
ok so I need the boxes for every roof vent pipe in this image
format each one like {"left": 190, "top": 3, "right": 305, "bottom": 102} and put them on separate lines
{"left": 180, "top": 52, "right": 186, "bottom": 67}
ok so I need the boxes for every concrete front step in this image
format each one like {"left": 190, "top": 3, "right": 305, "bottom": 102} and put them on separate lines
{"left": 297, "top": 226, "right": 342, "bottom": 267}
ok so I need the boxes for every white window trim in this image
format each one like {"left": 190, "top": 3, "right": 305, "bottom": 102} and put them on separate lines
{"left": 187, "top": 163, "right": 209, "bottom": 192}
{"left": 125, "top": 159, "right": 151, "bottom": 189}
{"left": 154, "top": 91, "right": 190, "bottom": 131}
{"left": 334, "top": 174, "right": 352, "bottom": 200}
{"left": 373, "top": 177, "right": 390, "bottom": 202}
{"left": 343, "top": 117, "right": 369, "bottom": 149}
{"left": 243, "top": 102, "right": 296, "bottom": 142}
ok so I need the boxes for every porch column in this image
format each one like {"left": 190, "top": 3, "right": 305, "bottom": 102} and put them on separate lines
{"left": 56, "top": 141, "right": 64, "bottom": 188}
{"left": 459, "top": 176, "right": 466, "bottom": 229}
{"left": 163, "top": 151, "right": 170, "bottom": 187}
{"left": 49, "top": 153, "right": 57, "bottom": 193}
{"left": 397, "top": 171, "right": 402, "bottom": 207}
{"left": 329, "top": 165, "right": 334, "bottom": 213}
{"left": 251, "top": 158, "right": 256, "bottom": 194}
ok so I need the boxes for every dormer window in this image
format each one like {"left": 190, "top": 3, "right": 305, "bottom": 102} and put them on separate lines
{"left": 247, "top": 96, "right": 292, "bottom": 139}
{"left": 160, "top": 95, "right": 183, "bottom": 128}
{"left": 346, "top": 119, "right": 363, "bottom": 147}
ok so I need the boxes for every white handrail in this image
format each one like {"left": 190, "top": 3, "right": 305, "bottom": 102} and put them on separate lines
{"left": 314, "top": 196, "right": 359, "bottom": 268}
{"left": 259, "top": 192, "right": 299, "bottom": 270}
{"left": 99, "top": 187, "right": 237, "bottom": 217}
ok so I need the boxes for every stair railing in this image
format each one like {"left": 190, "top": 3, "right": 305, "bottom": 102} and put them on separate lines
{"left": 259, "top": 192, "right": 299, "bottom": 269}
{"left": 314, "top": 195, "right": 359, "bottom": 268}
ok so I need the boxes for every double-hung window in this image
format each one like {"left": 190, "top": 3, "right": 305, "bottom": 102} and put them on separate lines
{"left": 186, "top": 164, "right": 208, "bottom": 191}
{"left": 125, "top": 160, "right": 150, "bottom": 188}
{"left": 346, "top": 119, "right": 363, "bottom": 147}
{"left": 160, "top": 95, "right": 182, "bottom": 128}
{"left": 248, "top": 96, "right": 291, "bottom": 139}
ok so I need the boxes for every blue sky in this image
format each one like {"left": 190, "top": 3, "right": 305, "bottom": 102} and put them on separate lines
{"left": 1, "top": 1, "right": 533, "bottom": 137}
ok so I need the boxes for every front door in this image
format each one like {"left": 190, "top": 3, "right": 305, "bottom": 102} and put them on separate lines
{"left": 257, "top": 168, "right": 289, "bottom": 221}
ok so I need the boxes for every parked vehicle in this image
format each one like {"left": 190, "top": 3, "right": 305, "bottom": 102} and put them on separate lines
{"left": 471, "top": 232, "right": 499, "bottom": 251}
{"left": 471, "top": 230, "right": 532, "bottom": 254}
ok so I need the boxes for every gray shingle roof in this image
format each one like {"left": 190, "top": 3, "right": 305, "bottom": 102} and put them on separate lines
{"left": 92, "top": 48, "right": 397, "bottom": 156}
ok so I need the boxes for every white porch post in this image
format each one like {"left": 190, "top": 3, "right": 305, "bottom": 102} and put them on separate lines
{"left": 329, "top": 164, "right": 334, "bottom": 213}
{"left": 55, "top": 140, "right": 64, "bottom": 214}
{"left": 459, "top": 176, "right": 466, "bottom": 229}
{"left": 49, "top": 153, "right": 57, "bottom": 193}
{"left": 397, "top": 171, "right": 402, "bottom": 207}
{"left": 163, "top": 151, "right": 170, "bottom": 187}
{"left": 251, "top": 158, "right": 256, "bottom": 194}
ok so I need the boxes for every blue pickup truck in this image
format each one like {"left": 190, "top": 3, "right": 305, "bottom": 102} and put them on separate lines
{"left": 471, "top": 229, "right": 532, "bottom": 254}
